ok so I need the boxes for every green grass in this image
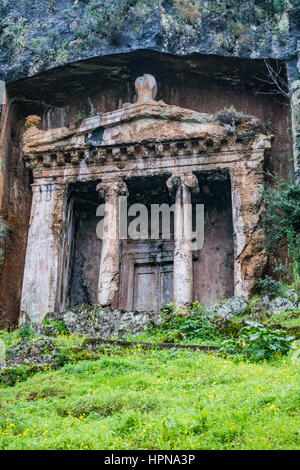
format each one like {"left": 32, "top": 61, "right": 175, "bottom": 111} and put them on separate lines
{"left": 262, "top": 309, "right": 300, "bottom": 341}
{"left": 0, "top": 347, "right": 299, "bottom": 450}
{"left": 266, "top": 310, "right": 300, "bottom": 329}
{"left": 126, "top": 329, "right": 222, "bottom": 347}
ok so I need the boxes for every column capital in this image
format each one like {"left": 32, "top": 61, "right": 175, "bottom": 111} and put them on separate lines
{"left": 166, "top": 175, "right": 180, "bottom": 193}
{"left": 31, "top": 181, "right": 67, "bottom": 202}
{"left": 96, "top": 179, "right": 128, "bottom": 201}
{"left": 166, "top": 173, "right": 199, "bottom": 195}
{"left": 182, "top": 174, "right": 200, "bottom": 194}
{"left": 53, "top": 182, "right": 68, "bottom": 199}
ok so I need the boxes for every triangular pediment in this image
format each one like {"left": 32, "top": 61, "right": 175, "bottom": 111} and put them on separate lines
{"left": 23, "top": 74, "right": 264, "bottom": 156}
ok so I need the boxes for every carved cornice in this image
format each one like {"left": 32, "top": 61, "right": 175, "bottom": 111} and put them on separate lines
{"left": 24, "top": 132, "right": 269, "bottom": 171}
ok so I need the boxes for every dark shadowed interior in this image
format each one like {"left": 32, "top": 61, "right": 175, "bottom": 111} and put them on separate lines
{"left": 63, "top": 172, "right": 233, "bottom": 311}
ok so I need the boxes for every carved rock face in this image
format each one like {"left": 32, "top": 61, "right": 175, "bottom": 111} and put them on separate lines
{"left": 17, "top": 73, "right": 272, "bottom": 322}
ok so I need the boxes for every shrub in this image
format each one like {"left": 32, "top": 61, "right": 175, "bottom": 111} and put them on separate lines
{"left": 174, "top": 0, "right": 203, "bottom": 24}
{"left": 261, "top": 175, "right": 300, "bottom": 289}
{"left": 214, "top": 106, "right": 248, "bottom": 126}
{"left": 42, "top": 319, "right": 68, "bottom": 335}
{"left": 156, "top": 302, "right": 219, "bottom": 342}
{"left": 0, "top": 364, "right": 42, "bottom": 387}
{"left": 257, "top": 275, "right": 285, "bottom": 298}
{"left": 18, "top": 320, "right": 34, "bottom": 340}
{"left": 78, "top": 0, "right": 138, "bottom": 44}
{"left": 220, "top": 320, "right": 295, "bottom": 362}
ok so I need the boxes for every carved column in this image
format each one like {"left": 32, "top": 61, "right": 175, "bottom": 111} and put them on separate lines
{"left": 167, "top": 174, "right": 199, "bottom": 308}
{"left": 230, "top": 135, "right": 271, "bottom": 298}
{"left": 20, "top": 181, "right": 67, "bottom": 322}
{"left": 96, "top": 179, "right": 128, "bottom": 307}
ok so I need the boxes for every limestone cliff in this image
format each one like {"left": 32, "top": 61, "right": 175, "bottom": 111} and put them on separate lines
{"left": 0, "top": 0, "right": 298, "bottom": 82}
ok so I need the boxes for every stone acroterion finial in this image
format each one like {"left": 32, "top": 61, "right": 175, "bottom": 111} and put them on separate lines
{"left": 25, "top": 115, "right": 41, "bottom": 131}
{"left": 135, "top": 74, "right": 158, "bottom": 104}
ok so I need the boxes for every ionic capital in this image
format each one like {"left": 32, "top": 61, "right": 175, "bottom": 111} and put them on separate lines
{"left": 182, "top": 174, "right": 200, "bottom": 194}
{"left": 166, "top": 173, "right": 199, "bottom": 195}
{"left": 166, "top": 175, "right": 180, "bottom": 193}
{"left": 96, "top": 179, "right": 128, "bottom": 201}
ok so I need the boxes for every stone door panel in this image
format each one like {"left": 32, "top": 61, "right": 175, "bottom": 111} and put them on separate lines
{"left": 160, "top": 264, "right": 173, "bottom": 309}
{"left": 133, "top": 264, "right": 157, "bottom": 311}
{"left": 133, "top": 262, "right": 173, "bottom": 312}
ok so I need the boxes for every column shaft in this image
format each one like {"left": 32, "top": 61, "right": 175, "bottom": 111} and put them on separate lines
{"left": 169, "top": 175, "right": 198, "bottom": 308}
{"left": 97, "top": 180, "right": 127, "bottom": 306}
{"left": 20, "top": 182, "right": 67, "bottom": 322}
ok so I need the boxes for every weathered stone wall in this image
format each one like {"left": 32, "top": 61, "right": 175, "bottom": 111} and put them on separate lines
{"left": 0, "top": 100, "right": 33, "bottom": 327}
{"left": 0, "top": 1, "right": 298, "bottom": 164}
